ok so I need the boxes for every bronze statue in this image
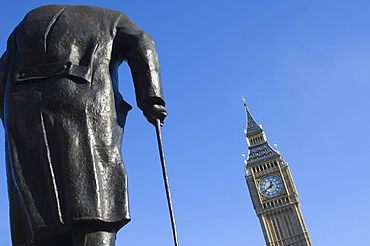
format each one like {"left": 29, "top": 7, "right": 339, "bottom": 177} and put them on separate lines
{"left": 0, "top": 4, "right": 167, "bottom": 246}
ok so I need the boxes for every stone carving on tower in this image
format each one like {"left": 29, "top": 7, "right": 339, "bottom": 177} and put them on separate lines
{"left": 242, "top": 98, "right": 312, "bottom": 246}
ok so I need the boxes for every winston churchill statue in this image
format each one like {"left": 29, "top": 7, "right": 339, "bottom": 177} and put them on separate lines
{"left": 0, "top": 5, "right": 167, "bottom": 246}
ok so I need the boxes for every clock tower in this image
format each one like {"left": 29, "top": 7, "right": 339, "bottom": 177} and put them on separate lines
{"left": 243, "top": 100, "right": 312, "bottom": 246}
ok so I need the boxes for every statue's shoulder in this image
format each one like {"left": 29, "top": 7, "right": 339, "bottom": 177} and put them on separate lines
{"left": 20, "top": 4, "right": 125, "bottom": 29}
{"left": 26, "top": 4, "right": 68, "bottom": 16}
{"left": 27, "top": 4, "right": 124, "bottom": 16}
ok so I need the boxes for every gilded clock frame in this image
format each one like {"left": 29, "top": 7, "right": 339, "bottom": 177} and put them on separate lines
{"left": 255, "top": 171, "right": 287, "bottom": 202}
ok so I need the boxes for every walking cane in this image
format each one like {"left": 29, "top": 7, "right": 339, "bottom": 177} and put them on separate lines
{"left": 154, "top": 118, "right": 179, "bottom": 246}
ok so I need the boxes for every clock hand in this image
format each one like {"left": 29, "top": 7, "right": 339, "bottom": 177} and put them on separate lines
{"left": 262, "top": 182, "right": 273, "bottom": 192}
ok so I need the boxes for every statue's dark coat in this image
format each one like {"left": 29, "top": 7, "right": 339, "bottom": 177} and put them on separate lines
{"left": 0, "top": 5, "right": 164, "bottom": 245}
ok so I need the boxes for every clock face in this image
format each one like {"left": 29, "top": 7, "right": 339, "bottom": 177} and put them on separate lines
{"left": 259, "top": 175, "right": 283, "bottom": 197}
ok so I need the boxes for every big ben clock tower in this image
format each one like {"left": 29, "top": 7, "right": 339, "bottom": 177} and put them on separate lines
{"left": 242, "top": 99, "right": 312, "bottom": 246}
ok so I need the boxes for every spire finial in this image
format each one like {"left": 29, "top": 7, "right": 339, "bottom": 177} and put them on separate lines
{"left": 241, "top": 95, "right": 247, "bottom": 107}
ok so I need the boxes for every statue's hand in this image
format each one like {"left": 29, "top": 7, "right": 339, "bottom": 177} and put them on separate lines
{"left": 143, "top": 104, "right": 168, "bottom": 126}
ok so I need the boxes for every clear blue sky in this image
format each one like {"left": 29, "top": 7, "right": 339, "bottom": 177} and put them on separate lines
{"left": 1, "top": 1, "right": 369, "bottom": 245}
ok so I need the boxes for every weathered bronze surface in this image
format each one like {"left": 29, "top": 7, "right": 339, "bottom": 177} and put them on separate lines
{"left": 0, "top": 4, "right": 167, "bottom": 245}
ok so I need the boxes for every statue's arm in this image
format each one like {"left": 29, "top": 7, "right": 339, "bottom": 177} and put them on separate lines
{"left": 116, "top": 16, "right": 167, "bottom": 124}
{"left": 0, "top": 28, "right": 17, "bottom": 121}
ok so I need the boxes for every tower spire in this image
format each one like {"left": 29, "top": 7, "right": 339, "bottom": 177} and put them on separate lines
{"left": 244, "top": 104, "right": 263, "bottom": 138}
{"left": 241, "top": 97, "right": 278, "bottom": 163}
{"left": 242, "top": 97, "right": 268, "bottom": 149}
